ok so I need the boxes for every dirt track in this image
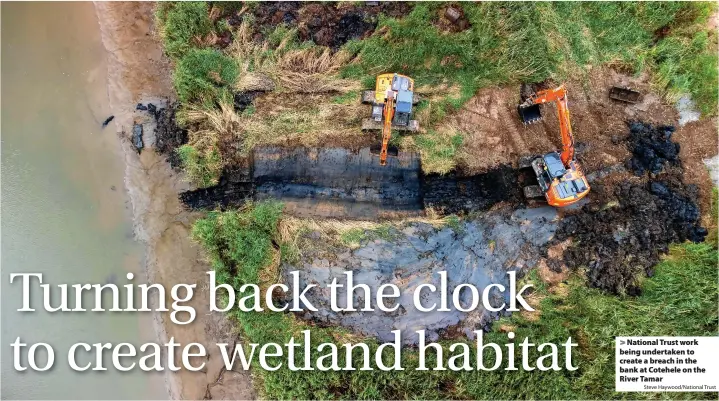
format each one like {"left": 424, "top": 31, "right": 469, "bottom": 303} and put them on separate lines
{"left": 452, "top": 68, "right": 680, "bottom": 176}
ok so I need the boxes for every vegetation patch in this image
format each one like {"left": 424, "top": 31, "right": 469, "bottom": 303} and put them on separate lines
{"left": 173, "top": 47, "right": 238, "bottom": 107}
{"left": 177, "top": 142, "right": 222, "bottom": 188}
{"left": 155, "top": 1, "right": 215, "bottom": 59}
{"left": 406, "top": 126, "right": 465, "bottom": 174}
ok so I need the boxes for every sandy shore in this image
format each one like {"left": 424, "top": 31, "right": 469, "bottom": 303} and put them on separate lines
{"left": 93, "top": 2, "right": 255, "bottom": 399}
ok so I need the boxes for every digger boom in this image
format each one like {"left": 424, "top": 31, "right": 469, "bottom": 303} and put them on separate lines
{"left": 526, "top": 86, "right": 574, "bottom": 166}
{"left": 379, "top": 95, "right": 395, "bottom": 166}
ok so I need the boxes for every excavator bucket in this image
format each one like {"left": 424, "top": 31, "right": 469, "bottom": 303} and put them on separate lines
{"left": 518, "top": 104, "right": 542, "bottom": 124}
{"left": 370, "top": 144, "right": 399, "bottom": 157}
{"left": 609, "top": 86, "right": 641, "bottom": 103}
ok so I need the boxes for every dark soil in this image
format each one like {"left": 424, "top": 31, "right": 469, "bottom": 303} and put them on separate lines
{"left": 233, "top": 91, "right": 262, "bottom": 112}
{"left": 179, "top": 181, "right": 254, "bottom": 210}
{"left": 247, "top": 1, "right": 412, "bottom": 49}
{"left": 556, "top": 122, "right": 706, "bottom": 295}
{"left": 626, "top": 122, "right": 680, "bottom": 175}
{"left": 422, "top": 165, "right": 522, "bottom": 215}
{"left": 153, "top": 102, "right": 188, "bottom": 168}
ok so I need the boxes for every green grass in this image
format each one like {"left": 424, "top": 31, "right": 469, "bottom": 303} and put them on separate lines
{"left": 413, "top": 130, "right": 464, "bottom": 174}
{"left": 444, "top": 215, "right": 464, "bottom": 234}
{"left": 155, "top": 1, "right": 214, "bottom": 60}
{"left": 177, "top": 143, "right": 223, "bottom": 188}
{"left": 343, "top": 2, "right": 717, "bottom": 116}
{"left": 173, "top": 48, "right": 238, "bottom": 107}
{"left": 191, "top": 201, "right": 284, "bottom": 287}
{"left": 339, "top": 228, "right": 369, "bottom": 248}
{"left": 340, "top": 224, "right": 398, "bottom": 248}
{"left": 331, "top": 90, "right": 361, "bottom": 105}
{"left": 191, "top": 202, "right": 718, "bottom": 400}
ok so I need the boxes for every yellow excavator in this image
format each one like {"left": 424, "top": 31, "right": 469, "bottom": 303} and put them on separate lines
{"left": 517, "top": 84, "right": 590, "bottom": 207}
{"left": 361, "top": 73, "right": 419, "bottom": 166}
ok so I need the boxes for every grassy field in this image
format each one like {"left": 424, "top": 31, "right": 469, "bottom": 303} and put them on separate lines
{"left": 191, "top": 201, "right": 718, "bottom": 400}
{"left": 157, "top": 1, "right": 717, "bottom": 182}
{"left": 344, "top": 2, "right": 717, "bottom": 119}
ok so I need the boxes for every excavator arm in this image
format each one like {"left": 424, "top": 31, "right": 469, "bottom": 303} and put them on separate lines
{"left": 522, "top": 85, "right": 575, "bottom": 166}
{"left": 379, "top": 94, "right": 395, "bottom": 166}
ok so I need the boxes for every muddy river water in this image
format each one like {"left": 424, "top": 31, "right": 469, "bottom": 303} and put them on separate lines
{"left": 1, "top": 3, "right": 164, "bottom": 399}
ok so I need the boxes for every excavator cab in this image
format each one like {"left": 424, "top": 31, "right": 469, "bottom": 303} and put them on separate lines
{"left": 527, "top": 152, "right": 590, "bottom": 207}
{"left": 393, "top": 88, "right": 413, "bottom": 126}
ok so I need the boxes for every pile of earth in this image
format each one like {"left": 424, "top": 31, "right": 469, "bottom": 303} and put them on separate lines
{"left": 152, "top": 102, "right": 187, "bottom": 168}
{"left": 626, "top": 122, "right": 680, "bottom": 175}
{"left": 422, "top": 165, "right": 522, "bottom": 215}
{"left": 244, "top": 1, "right": 412, "bottom": 49}
{"left": 556, "top": 122, "right": 706, "bottom": 295}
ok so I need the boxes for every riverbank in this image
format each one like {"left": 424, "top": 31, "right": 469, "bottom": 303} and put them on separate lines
{"left": 93, "top": 2, "right": 255, "bottom": 399}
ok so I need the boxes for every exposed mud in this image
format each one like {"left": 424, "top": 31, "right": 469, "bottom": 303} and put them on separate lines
{"left": 153, "top": 102, "right": 187, "bottom": 168}
{"left": 450, "top": 68, "right": 681, "bottom": 177}
{"left": 287, "top": 207, "right": 559, "bottom": 344}
{"left": 422, "top": 165, "right": 522, "bottom": 215}
{"left": 558, "top": 177, "right": 706, "bottom": 295}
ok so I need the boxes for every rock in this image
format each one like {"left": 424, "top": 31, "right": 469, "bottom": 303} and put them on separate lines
{"left": 101, "top": 115, "right": 115, "bottom": 128}
{"left": 132, "top": 123, "right": 144, "bottom": 153}
{"left": 136, "top": 103, "right": 147, "bottom": 111}
{"left": 445, "top": 6, "right": 461, "bottom": 22}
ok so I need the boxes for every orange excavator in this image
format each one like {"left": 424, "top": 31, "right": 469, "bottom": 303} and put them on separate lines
{"left": 517, "top": 84, "right": 590, "bottom": 207}
{"left": 361, "top": 73, "right": 419, "bottom": 165}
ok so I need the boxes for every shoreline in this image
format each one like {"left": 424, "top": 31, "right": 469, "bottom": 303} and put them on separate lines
{"left": 93, "top": 2, "right": 254, "bottom": 399}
